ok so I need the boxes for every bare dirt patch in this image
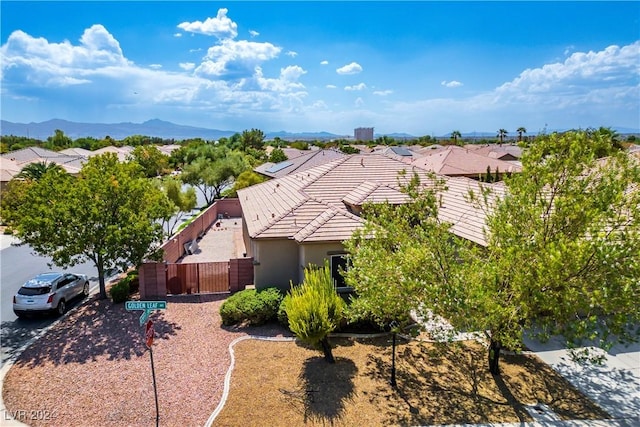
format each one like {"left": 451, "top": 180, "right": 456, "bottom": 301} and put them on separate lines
{"left": 214, "top": 337, "right": 610, "bottom": 427}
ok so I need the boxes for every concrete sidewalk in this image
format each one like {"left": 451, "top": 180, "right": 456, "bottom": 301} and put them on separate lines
{"left": 523, "top": 335, "right": 640, "bottom": 424}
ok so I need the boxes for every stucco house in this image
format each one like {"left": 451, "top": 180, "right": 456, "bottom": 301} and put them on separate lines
{"left": 238, "top": 153, "right": 498, "bottom": 290}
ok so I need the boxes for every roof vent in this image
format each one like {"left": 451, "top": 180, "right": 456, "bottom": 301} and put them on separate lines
{"left": 360, "top": 158, "right": 364, "bottom": 167}
{"left": 271, "top": 213, "right": 275, "bottom": 218}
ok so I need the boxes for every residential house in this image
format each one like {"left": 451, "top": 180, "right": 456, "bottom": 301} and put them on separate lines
{"left": 0, "top": 147, "right": 85, "bottom": 190}
{"left": 254, "top": 149, "right": 346, "bottom": 179}
{"left": 239, "top": 154, "right": 498, "bottom": 290}
{"left": 410, "top": 145, "right": 521, "bottom": 179}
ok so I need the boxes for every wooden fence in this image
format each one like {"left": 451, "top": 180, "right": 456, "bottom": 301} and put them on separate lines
{"left": 139, "top": 258, "right": 254, "bottom": 298}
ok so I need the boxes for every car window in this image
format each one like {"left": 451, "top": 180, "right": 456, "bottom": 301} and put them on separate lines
{"left": 18, "top": 286, "right": 51, "bottom": 296}
{"left": 57, "top": 278, "right": 71, "bottom": 289}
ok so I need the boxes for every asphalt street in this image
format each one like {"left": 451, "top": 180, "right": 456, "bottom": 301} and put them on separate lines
{"left": 0, "top": 236, "right": 99, "bottom": 366}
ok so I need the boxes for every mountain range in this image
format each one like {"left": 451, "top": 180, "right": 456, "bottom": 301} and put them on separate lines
{"left": 1, "top": 119, "right": 638, "bottom": 141}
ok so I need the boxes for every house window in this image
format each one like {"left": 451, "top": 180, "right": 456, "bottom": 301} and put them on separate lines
{"left": 330, "top": 254, "right": 351, "bottom": 291}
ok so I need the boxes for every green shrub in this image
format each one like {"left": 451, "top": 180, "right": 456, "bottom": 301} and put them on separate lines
{"left": 220, "top": 287, "right": 284, "bottom": 326}
{"left": 277, "top": 295, "right": 290, "bottom": 328}
{"left": 284, "top": 263, "right": 346, "bottom": 363}
{"left": 124, "top": 271, "right": 140, "bottom": 294}
{"left": 110, "top": 280, "right": 130, "bottom": 303}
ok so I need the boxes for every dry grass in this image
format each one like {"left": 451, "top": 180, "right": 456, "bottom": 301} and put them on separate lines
{"left": 214, "top": 337, "right": 610, "bottom": 427}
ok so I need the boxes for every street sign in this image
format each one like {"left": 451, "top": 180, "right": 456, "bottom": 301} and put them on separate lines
{"left": 145, "top": 320, "right": 154, "bottom": 348}
{"left": 125, "top": 301, "right": 167, "bottom": 325}
{"left": 125, "top": 301, "right": 167, "bottom": 310}
{"left": 139, "top": 310, "right": 150, "bottom": 326}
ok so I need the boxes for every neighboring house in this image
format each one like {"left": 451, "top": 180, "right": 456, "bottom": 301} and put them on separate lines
{"left": 239, "top": 154, "right": 498, "bottom": 290}
{"left": 0, "top": 158, "right": 22, "bottom": 192}
{"left": 468, "top": 144, "right": 523, "bottom": 161}
{"left": 254, "top": 149, "right": 346, "bottom": 179}
{"left": 0, "top": 147, "right": 85, "bottom": 189}
{"left": 376, "top": 146, "right": 420, "bottom": 162}
{"left": 410, "top": 145, "right": 521, "bottom": 179}
{"left": 92, "top": 145, "right": 134, "bottom": 161}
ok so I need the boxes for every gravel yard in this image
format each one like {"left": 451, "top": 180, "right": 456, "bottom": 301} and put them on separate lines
{"left": 2, "top": 294, "right": 291, "bottom": 427}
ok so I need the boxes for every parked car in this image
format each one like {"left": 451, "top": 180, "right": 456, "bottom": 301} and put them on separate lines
{"left": 13, "top": 272, "right": 90, "bottom": 318}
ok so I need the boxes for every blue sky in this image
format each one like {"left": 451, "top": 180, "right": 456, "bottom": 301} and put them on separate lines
{"left": 1, "top": 1, "right": 639, "bottom": 136}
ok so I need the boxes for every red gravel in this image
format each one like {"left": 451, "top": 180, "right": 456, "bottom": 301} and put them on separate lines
{"left": 2, "top": 294, "right": 291, "bottom": 427}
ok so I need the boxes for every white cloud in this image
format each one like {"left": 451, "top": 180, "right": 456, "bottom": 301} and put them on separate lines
{"left": 177, "top": 8, "right": 238, "bottom": 39}
{"left": 345, "top": 83, "right": 367, "bottom": 91}
{"left": 0, "top": 25, "right": 130, "bottom": 88}
{"left": 285, "top": 51, "right": 298, "bottom": 57}
{"left": 320, "top": 60, "right": 329, "bottom": 65}
{"left": 336, "top": 62, "right": 362, "bottom": 75}
{"left": 495, "top": 41, "right": 640, "bottom": 103}
{"left": 326, "top": 84, "right": 337, "bottom": 89}
{"left": 149, "top": 64, "right": 162, "bottom": 70}
{"left": 249, "top": 30, "right": 259, "bottom": 38}
{"left": 255, "top": 65, "right": 307, "bottom": 92}
{"left": 179, "top": 62, "right": 196, "bottom": 71}
{"left": 373, "top": 89, "right": 393, "bottom": 96}
{"left": 564, "top": 45, "right": 575, "bottom": 56}
{"left": 174, "top": 33, "right": 182, "bottom": 38}
{"left": 195, "top": 39, "right": 281, "bottom": 77}
{"left": 441, "top": 80, "right": 463, "bottom": 88}
{"left": 355, "top": 97, "right": 364, "bottom": 107}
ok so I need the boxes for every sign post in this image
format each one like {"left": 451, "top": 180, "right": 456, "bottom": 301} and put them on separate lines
{"left": 125, "top": 301, "right": 167, "bottom": 326}
{"left": 125, "top": 302, "right": 166, "bottom": 427}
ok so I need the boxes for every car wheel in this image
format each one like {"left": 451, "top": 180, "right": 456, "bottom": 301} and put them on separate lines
{"left": 56, "top": 300, "right": 66, "bottom": 316}
{"left": 82, "top": 282, "right": 90, "bottom": 298}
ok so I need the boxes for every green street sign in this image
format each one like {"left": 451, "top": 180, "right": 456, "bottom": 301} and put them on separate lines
{"left": 125, "top": 301, "right": 167, "bottom": 325}
{"left": 125, "top": 301, "right": 167, "bottom": 311}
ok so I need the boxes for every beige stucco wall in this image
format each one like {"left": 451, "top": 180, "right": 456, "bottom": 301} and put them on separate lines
{"left": 298, "top": 242, "right": 347, "bottom": 284}
{"left": 253, "top": 238, "right": 299, "bottom": 290}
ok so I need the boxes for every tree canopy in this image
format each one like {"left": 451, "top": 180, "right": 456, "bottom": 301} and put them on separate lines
{"left": 344, "top": 130, "right": 639, "bottom": 374}
{"left": 6, "top": 153, "right": 173, "bottom": 299}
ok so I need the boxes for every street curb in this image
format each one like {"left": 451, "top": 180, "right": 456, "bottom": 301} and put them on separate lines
{"left": 0, "top": 281, "right": 101, "bottom": 426}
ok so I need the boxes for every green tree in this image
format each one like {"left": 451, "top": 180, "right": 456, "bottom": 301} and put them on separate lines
{"left": 284, "top": 263, "right": 346, "bottom": 363}
{"left": 16, "top": 162, "right": 66, "bottom": 181}
{"left": 44, "top": 129, "right": 72, "bottom": 150}
{"left": 181, "top": 151, "right": 248, "bottom": 205}
{"left": 451, "top": 130, "right": 462, "bottom": 144}
{"left": 497, "top": 129, "right": 508, "bottom": 144}
{"left": 227, "top": 171, "right": 266, "bottom": 197}
{"left": 156, "top": 176, "right": 197, "bottom": 237}
{"left": 240, "top": 128, "right": 265, "bottom": 151}
{"left": 344, "top": 172, "right": 470, "bottom": 329}
{"left": 516, "top": 127, "right": 527, "bottom": 142}
{"left": 466, "top": 130, "right": 640, "bottom": 374}
{"left": 268, "top": 147, "right": 288, "bottom": 163}
{"left": 128, "top": 145, "right": 170, "bottom": 178}
{"left": 7, "top": 154, "right": 173, "bottom": 299}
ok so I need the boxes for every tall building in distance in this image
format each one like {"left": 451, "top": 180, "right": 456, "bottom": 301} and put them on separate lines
{"left": 354, "top": 127, "right": 374, "bottom": 142}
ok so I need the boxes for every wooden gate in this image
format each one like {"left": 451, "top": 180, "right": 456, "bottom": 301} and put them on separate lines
{"left": 166, "top": 262, "right": 230, "bottom": 295}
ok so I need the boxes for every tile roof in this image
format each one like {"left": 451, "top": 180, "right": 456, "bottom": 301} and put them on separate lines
{"left": 254, "top": 149, "right": 346, "bottom": 178}
{"left": 240, "top": 153, "right": 496, "bottom": 246}
{"left": 410, "top": 145, "right": 522, "bottom": 176}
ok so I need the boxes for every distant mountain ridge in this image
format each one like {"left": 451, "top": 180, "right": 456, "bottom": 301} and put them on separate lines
{"left": 1, "top": 119, "right": 637, "bottom": 141}
{"left": 0, "top": 119, "right": 238, "bottom": 141}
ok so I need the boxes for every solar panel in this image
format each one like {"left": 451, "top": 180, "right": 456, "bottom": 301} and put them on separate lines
{"left": 265, "top": 161, "right": 293, "bottom": 173}
{"left": 391, "top": 146, "right": 413, "bottom": 156}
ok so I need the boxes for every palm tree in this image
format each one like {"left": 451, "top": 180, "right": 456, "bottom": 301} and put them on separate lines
{"left": 516, "top": 127, "right": 527, "bottom": 142}
{"left": 451, "top": 130, "right": 462, "bottom": 144}
{"left": 16, "top": 162, "right": 65, "bottom": 181}
{"left": 497, "top": 129, "right": 508, "bottom": 144}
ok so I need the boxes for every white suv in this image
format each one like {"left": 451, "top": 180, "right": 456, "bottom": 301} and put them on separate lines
{"left": 13, "top": 272, "right": 89, "bottom": 318}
